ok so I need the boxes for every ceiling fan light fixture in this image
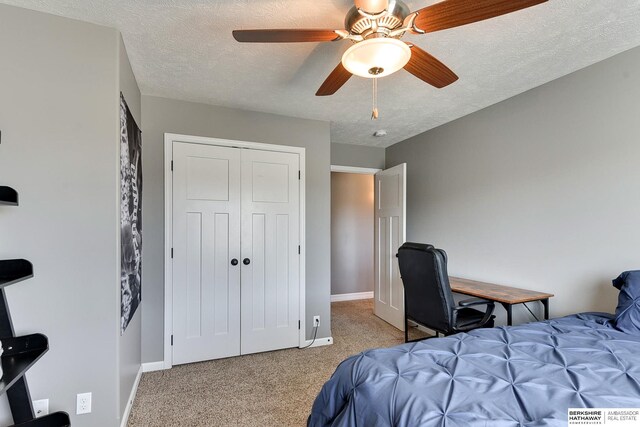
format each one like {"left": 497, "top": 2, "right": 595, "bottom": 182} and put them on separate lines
{"left": 341, "top": 38, "right": 411, "bottom": 79}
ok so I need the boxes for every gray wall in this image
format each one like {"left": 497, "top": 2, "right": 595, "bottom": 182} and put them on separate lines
{"left": 118, "top": 35, "right": 142, "bottom": 421}
{"left": 141, "top": 96, "right": 331, "bottom": 363}
{"left": 0, "top": 5, "right": 122, "bottom": 426}
{"left": 386, "top": 45, "right": 640, "bottom": 326}
{"left": 331, "top": 173, "right": 374, "bottom": 295}
{"left": 331, "top": 143, "right": 385, "bottom": 169}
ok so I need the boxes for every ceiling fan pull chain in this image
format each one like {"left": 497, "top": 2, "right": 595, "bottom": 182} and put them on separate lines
{"left": 371, "top": 78, "right": 379, "bottom": 120}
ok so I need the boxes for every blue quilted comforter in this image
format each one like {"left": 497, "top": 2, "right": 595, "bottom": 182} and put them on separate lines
{"left": 309, "top": 313, "right": 640, "bottom": 426}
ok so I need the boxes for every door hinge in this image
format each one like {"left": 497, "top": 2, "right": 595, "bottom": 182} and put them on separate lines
{"left": 298, "top": 170, "right": 301, "bottom": 180}
{"left": 171, "top": 248, "right": 174, "bottom": 258}
{"left": 298, "top": 245, "right": 301, "bottom": 255}
{"left": 171, "top": 160, "right": 173, "bottom": 171}
{"left": 171, "top": 335, "right": 174, "bottom": 346}
{"left": 298, "top": 320, "right": 301, "bottom": 330}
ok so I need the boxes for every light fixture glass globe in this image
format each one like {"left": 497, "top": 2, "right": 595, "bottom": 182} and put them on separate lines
{"left": 341, "top": 38, "right": 411, "bottom": 79}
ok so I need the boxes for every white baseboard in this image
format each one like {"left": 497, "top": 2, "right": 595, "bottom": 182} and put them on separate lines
{"left": 331, "top": 291, "right": 374, "bottom": 302}
{"left": 301, "top": 336, "right": 333, "bottom": 348}
{"left": 120, "top": 365, "right": 143, "bottom": 427}
{"left": 142, "top": 361, "right": 167, "bottom": 373}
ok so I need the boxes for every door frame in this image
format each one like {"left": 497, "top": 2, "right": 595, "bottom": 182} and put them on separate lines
{"left": 330, "top": 165, "right": 381, "bottom": 302}
{"left": 163, "top": 133, "right": 306, "bottom": 369}
{"left": 330, "top": 165, "right": 382, "bottom": 175}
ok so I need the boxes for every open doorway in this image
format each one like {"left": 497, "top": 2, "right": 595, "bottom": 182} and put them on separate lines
{"left": 330, "top": 166, "right": 379, "bottom": 302}
{"left": 331, "top": 163, "right": 408, "bottom": 334}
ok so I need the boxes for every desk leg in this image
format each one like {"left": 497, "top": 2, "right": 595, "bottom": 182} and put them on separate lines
{"left": 542, "top": 298, "right": 550, "bottom": 320}
{"left": 501, "top": 303, "right": 513, "bottom": 326}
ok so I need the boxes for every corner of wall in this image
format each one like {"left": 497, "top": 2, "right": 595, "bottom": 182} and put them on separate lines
{"left": 117, "top": 31, "right": 143, "bottom": 425}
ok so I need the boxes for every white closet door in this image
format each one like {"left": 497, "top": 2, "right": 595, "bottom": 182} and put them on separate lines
{"left": 240, "top": 149, "right": 300, "bottom": 354}
{"left": 172, "top": 142, "right": 241, "bottom": 365}
{"left": 374, "top": 163, "right": 407, "bottom": 330}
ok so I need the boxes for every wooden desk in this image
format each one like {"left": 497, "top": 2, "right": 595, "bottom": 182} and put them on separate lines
{"left": 450, "top": 277, "right": 554, "bottom": 326}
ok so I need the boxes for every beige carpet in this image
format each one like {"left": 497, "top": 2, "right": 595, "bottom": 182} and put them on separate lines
{"left": 128, "top": 299, "right": 426, "bottom": 426}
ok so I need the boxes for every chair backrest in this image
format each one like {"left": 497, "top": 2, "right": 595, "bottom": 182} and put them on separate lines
{"left": 397, "top": 243, "right": 455, "bottom": 333}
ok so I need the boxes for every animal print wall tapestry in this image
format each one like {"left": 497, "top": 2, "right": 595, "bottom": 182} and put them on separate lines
{"left": 120, "top": 93, "right": 142, "bottom": 335}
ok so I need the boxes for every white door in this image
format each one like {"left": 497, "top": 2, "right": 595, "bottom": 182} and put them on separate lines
{"left": 374, "top": 163, "right": 407, "bottom": 330}
{"left": 172, "top": 142, "right": 242, "bottom": 365}
{"left": 171, "top": 141, "right": 301, "bottom": 365}
{"left": 241, "top": 149, "right": 300, "bottom": 354}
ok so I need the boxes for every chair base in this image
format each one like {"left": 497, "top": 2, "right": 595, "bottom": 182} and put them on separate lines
{"left": 404, "top": 316, "right": 496, "bottom": 343}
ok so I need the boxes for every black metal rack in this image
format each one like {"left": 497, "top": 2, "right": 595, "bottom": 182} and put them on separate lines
{"left": 0, "top": 187, "right": 18, "bottom": 206}
{"left": 0, "top": 260, "right": 33, "bottom": 289}
{"left": 1, "top": 188, "right": 70, "bottom": 426}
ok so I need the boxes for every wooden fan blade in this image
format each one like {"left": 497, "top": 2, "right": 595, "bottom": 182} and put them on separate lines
{"left": 355, "top": 0, "right": 389, "bottom": 14}
{"left": 232, "top": 29, "right": 343, "bottom": 43}
{"left": 404, "top": 44, "right": 458, "bottom": 88}
{"left": 316, "top": 63, "right": 353, "bottom": 96}
{"left": 413, "top": 0, "right": 547, "bottom": 33}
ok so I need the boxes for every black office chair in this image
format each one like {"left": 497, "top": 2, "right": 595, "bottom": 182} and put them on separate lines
{"left": 398, "top": 242, "right": 495, "bottom": 343}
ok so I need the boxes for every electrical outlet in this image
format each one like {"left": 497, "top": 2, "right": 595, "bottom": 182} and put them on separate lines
{"left": 33, "top": 399, "right": 49, "bottom": 418}
{"left": 313, "top": 315, "right": 320, "bottom": 327}
{"left": 76, "top": 392, "right": 92, "bottom": 415}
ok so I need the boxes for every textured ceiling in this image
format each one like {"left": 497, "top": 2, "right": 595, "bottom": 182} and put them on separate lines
{"left": 3, "top": 0, "right": 640, "bottom": 147}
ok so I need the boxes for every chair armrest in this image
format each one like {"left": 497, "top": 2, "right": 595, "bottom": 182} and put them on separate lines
{"left": 457, "top": 298, "right": 495, "bottom": 308}
{"left": 451, "top": 299, "right": 496, "bottom": 332}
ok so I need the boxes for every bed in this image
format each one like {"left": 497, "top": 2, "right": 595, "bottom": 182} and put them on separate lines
{"left": 308, "top": 272, "right": 640, "bottom": 426}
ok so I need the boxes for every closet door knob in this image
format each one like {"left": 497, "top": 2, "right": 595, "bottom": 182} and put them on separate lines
{"left": 231, "top": 258, "right": 239, "bottom": 266}
{"left": 243, "top": 258, "right": 251, "bottom": 265}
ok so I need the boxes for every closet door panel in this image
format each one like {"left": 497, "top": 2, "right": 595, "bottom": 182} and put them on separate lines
{"left": 172, "top": 142, "right": 241, "bottom": 365}
{"left": 241, "top": 149, "right": 300, "bottom": 354}
{"left": 171, "top": 141, "right": 301, "bottom": 364}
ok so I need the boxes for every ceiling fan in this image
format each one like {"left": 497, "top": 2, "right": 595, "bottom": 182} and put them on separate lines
{"left": 233, "top": 0, "right": 547, "bottom": 111}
